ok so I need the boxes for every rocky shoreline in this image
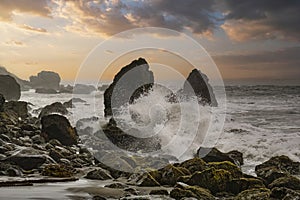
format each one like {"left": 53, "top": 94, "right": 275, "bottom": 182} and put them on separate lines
{"left": 0, "top": 58, "right": 299, "bottom": 199}
{"left": 0, "top": 92, "right": 299, "bottom": 199}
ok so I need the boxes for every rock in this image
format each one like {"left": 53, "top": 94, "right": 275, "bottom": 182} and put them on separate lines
{"left": 39, "top": 102, "right": 68, "bottom": 118}
{"left": 0, "top": 66, "right": 30, "bottom": 91}
{"left": 207, "top": 161, "right": 243, "bottom": 178}
{"left": 149, "top": 189, "right": 169, "bottom": 196}
{"left": 73, "top": 84, "right": 96, "bottom": 94}
{"left": 29, "top": 71, "right": 61, "bottom": 90}
{"left": 235, "top": 188, "right": 271, "bottom": 200}
{"left": 268, "top": 176, "right": 300, "bottom": 190}
{"left": 31, "top": 135, "right": 45, "bottom": 144}
{"left": 181, "top": 69, "right": 217, "bottom": 106}
{"left": 59, "top": 84, "right": 73, "bottom": 93}
{"left": 5, "top": 154, "right": 47, "bottom": 170}
{"left": 35, "top": 88, "right": 57, "bottom": 94}
{"left": 177, "top": 157, "right": 208, "bottom": 174}
{"left": 270, "top": 187, "right": 300, "bottom": 199}
{"left": 104, "top": 58, "right": 154, "bottom": 117}
{"left": 138, "top": 171, "right": 161, "bottom": 187}
{"left": 102, "top": 119, "right": 161, "bottom": 152}
{"left": 159, "top": 164, "right": 191, "bottom": 186}
{"left": 255, "top": 155, "right": 300, "bottom": 176}
{"left": 226, "top": 178, "right": 265, "bottom": 195}
{"left": 187, "top": 168, "right": 233, "bottom": 194}
{"left": 3, "top": 101, "right": 29, "bottom": 119}
{"left": 105, "top": 182, "right": 127, "bottom": 189}
{"left": 92, "top": 196, "right": 107, "bottom": 200}
{"left": 41, "top": 114, "right": 78, "bottom": 146}
{"left": 0, "top": 75, "right": 21, "bottom": 100}
{"left": 255, "top": 166, "right": 287, "bottom": 185}
{"left": 63, "top": 98, "right": 86, "bottom": 108}
{"left": 85, "top": 168, "right": 112, "bottom": 180}
{"left": 0, "top": 94, "right": 4, "bottom": 112}
{"left": 197, "top": 147, "right": 243, "bottom": 166}
{"left": 170, "top": 185, "right": 215, "bottom": 200}
{"left": 41, "top": 164, "right": 74, "bottom": 177}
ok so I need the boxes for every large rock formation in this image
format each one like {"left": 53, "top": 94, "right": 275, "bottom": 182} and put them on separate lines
{"left": 39, "top": 102, "right": 68, "bottom": 118}
{"left": 41, "top": 114, "right": 78, "bottom": 146}
{"left": 0, "top": 66, "right": 30, "bottom": 91}
{"left": 104, "top": 58, "right": 154, "bottom": 117}
{"left": 181, "top": 69, "right": 217, "bottom": 106}
{"left": 0, "top": 75, "right": 21, "bottom": 101}
{"left": 29, "top": 71, "right": 61, "bottom": 90}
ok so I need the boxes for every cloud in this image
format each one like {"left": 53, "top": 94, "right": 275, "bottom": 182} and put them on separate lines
{"left": 221, "top": 0, "right": 300, "bottom": 41}
{"left": 4, "top": 40, "right": 25, "bottom": 46}
{"left": 19, "top": 24, "right": 47, "bottom": 33}
{"left": 0, "top": 0, "right": 51, "bottom": 21}
{"left": 56, "top": 0, "right": 219, "bottom": 37}
{"left": 214, "top": 46, "right": 300, "bottom": 66}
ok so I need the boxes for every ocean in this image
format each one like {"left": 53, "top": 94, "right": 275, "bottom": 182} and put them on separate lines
{"left": 20, "top": 85, "right": 300, "bottom": 175}
{"left": 0, "top": 85, "right": 296, "bottom": 199}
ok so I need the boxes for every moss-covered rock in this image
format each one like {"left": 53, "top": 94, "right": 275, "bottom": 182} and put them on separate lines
{"left": 255, "top": 155, "right": 300, "bottom": 176}
{"left": 187, "top": 168, "right": 233, "bottom": 194}
{"left": 159, "top": 164, "right": 191, "bottom": 186}
{"left": 85, "top": 168, "right": 112, "bottom": 180}
{"left": 208, "top": 161, "right": 243, "bottom": 179}
{"left": 268, "top": 175, "right": 300, "bottom": 190}
{"left": 270, "top": 187, "right": 300, "bottom": 199}
{"left": 235, "top": 188, "right": 271, "bottom": 200}
{"left": 41, "top": 164, "right": 74, "bottom": 177}
{"left": 170, "top": 185, "right": 215, "bottom": 200}
{"left": 178, "top": 157, "right": 208, "bottom": 174}
{"left": 226, "top": 178, "right": 265, "bottom": 195}
{"left": 138, "top": 171, "right": 161, "bottom": 186}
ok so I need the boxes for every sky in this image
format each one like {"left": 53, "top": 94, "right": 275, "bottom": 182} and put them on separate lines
{"left": 0, "top": 0, "right": 299, "bottom": 85}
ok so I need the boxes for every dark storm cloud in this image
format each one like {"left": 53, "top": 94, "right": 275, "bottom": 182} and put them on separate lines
{"left": 58, "top": 0, "right": 219, "bottom": 36}
{"left": 222, "top": 0, "right": 300, "bottom": 41}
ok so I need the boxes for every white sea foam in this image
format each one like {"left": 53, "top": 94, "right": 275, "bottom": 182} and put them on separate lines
{"left": 20, "top": 85, "right": 300, "bottom": 174}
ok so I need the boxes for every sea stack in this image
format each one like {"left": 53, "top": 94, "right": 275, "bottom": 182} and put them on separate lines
{"left": 182, "top": 69, "right": 217, "bottom": 106}
{"left": 104, "top": 57, "right": 154, "bottom": 117}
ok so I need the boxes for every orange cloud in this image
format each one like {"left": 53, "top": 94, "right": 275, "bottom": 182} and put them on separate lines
{"left": 0, "top": 0, "right": 51, "bottom": 21}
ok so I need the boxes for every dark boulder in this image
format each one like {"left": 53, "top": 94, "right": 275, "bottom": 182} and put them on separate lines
{"left": 271, "top": 187, "right": 300, "bottom": 199}
{"left": 41, "top": 114, "right": 78, "bottom": 146}
{"left": 235, "top": 188, "right": 271, "bottom": 200}
{"left": 3, "top": 101, "right": 29, "bottom": 119}
{"left": 0, "top": 94, "right": 5, "bottom": 112}
{"left": 73, "top": 84, "right": 96, "bottom": 94}
{"left": 181, "top": 69, "right": 217, "bottom": 106}
{"left": 29, "top": 71, "right": 61, "bottom": 90}
{"left": 197, "top": 147, "right": 244, "bottom": 166}
{"left": 102, "top": 118, "right": 161, "bottom": 153}
{"left": 39, "top": 102, "right": 68, "bottom": 118}
{"left": 104, "top": 58, "right": 154, "bottom": 117}
{"left": 35, "top": 88, "right": 57, "bottom": 94}
{"left": 85, "top": 168, "right": 112, "bottom": 180}
{"left": 255, "top": 155, "right": 300, "bottom": 176}
{"left": 5, "top": 154, "right": 47, "bottom": 171}
{"left": 268, "top": 176, "right": 300, "bottom": 190}
{"left": 0, "top": 75, "right": 21, "bottom": 101}
{"left": 170, "top": 184, "right": 215, "bottom": 200}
